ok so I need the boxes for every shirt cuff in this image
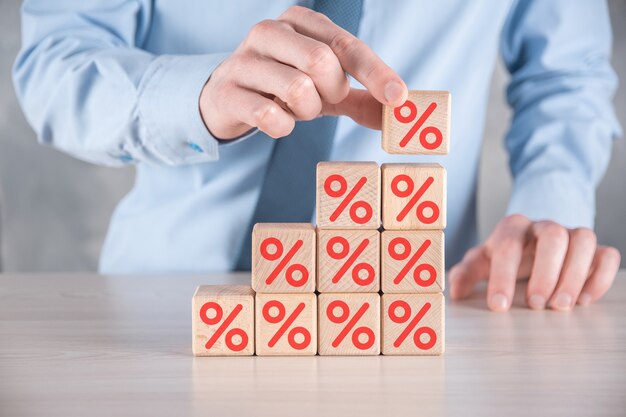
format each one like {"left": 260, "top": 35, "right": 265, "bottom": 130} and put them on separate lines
{"left": 506, "top": 171, "right": 595, "bottom": 229}
{"left": 137, "top": 53, "right": 230, "bottom": 165}
{"left": 216, "top": 127, "right": 261, "bottom": 146}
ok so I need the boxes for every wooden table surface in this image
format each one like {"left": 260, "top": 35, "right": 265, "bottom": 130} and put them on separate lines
{"left": 1, "top": 272, "right": 625, "bottom": 417}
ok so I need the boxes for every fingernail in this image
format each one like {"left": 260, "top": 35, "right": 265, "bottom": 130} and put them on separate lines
{"left": 528, "top": 294, "right": 546, "bottom": 310}
{"left": 490, "top": 293, "right": 509, "bottom": 312}
{"left": 552, "top": 293, "right": 573, "bottom": 311}
{"left": 384, "top": 81, "right": 405, "bottom": 104}
{"left": 578, "top": 292, "right": 592, "bottom": 306}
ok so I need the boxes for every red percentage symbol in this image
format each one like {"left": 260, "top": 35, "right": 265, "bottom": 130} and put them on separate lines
{"left": 394, "top": 100, "right": 442, "bottom": 150}
{"left": 262, "top": 300, "right": 311, "bottom": 350}
{"left": 200, "top": 302, "right": 248, "bottom": 352}
{"left": 388, "top": 237, "right": 436, "bottom": 287}
{"left": 391, "top": 175, "right": 439, "bottom": 224}
{"left": 327, "top": 300, "right": 375, "bottom": 350}
{"left": 388, "top": 300, "right": 436, "bottom": 350}
{"left": 326, "top": 237, "right": 375, "bottom": 286}
{"left": 324, "top": 175, "right": 373, "bottom": 224}
{"left": 260, "top": 237, "right": 308, "bottom": 287}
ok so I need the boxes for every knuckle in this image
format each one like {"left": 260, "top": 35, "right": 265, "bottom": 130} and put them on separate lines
{"left": 539, "top": 222, "right": 569, "bottom": 242}
{"left": 493, "top": 214, "right": 530, "bottom": 236}
{"left": 249, "top": 19, "right": 276, "bottom": 39}
{"left": 312, "top": 10, "right": 332, "bottom": 23}
{"left": 252, "top": 103, "right": 277, "bottom": 127}
{"left": 570, "top": 227, "right": 597, "bottom": 246}
{"left": 281, "top": 5, "right": 306, "bottom": 20}
{"left": 360, "top": 63, "right": 385, "bottom": 83}
{"left": 283, "top": 6, "right": 328, "bottom": 23}
{"left": 496, "top": 238, "right": 522, "bottom": 257}
{"left": 304, "top": 45, "right": 335, "bottom": 73}
{"left": 215, "top": 78, "right": 236, "bottom": 99}
{"left": 502, "top": 213, "right": 529, "bottom": 227}
{"left": 329, "top": 32, "right": 357, "bottom": 56}
{"left": 464, "top": 246, "right": 485, "bottom": 261}
{"left": 599, "top": 246, "right": 621, "bottom": 264}
{"left": 286, "top": 75, "right": 315, "bottom": 103}
{"left": 229, "top": 52, "right": 254, "bottom": 75}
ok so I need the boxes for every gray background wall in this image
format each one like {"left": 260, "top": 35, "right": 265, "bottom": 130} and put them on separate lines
{"left": 0, "top": 0, "right": 624, "bottom": 272}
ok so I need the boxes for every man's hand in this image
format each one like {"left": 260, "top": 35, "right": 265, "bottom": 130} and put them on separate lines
{"left": 449, "top": 214, "right": 621, "bottom": 311}
{"left": 199, "top": 6, "right": 408, "bottom": 140}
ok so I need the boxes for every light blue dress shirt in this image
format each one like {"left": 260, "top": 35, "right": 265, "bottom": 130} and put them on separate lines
{"left": 13, "top": 0, "right": 621, "bottom": 274}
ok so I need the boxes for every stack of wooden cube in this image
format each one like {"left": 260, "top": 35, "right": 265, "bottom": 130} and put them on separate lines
{"left": 193, "top": 91, "right": 450, "bottom": 357}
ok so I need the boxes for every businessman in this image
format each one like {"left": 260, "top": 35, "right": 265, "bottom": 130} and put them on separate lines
{"left": 13, "top": 0, "right": 622, "bottom": 312}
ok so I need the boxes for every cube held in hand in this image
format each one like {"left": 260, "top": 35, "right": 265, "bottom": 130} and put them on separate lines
{"left": 382, "top": 90, "right": 450, "bottom": 155}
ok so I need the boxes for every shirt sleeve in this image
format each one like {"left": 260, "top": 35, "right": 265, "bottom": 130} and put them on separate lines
{"left": 12, "top": 0, "right": 233, "bottom": 167}
{"left": 500, "top": 0, "right": 622, "bottom": 228}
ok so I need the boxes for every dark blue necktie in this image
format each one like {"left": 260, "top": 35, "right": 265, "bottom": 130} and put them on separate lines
{"left": 235, "top": 0, "right": 364, "bottom": 271}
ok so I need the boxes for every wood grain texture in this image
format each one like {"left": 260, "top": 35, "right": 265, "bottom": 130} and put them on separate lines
{"left": 382, "top": 293, "right": 444, "bottom": 356}
{"left": 381, "top": 230, "right": 445, "bottom": 293}
{"left": 2, "top": 272, "right": 626, "bottom": 417}
{"left": 255, "top": 293, "right": 317, "bottom": 356}
{"left": 382, "top": 90, "right": 450, "bottom": 155}
{"left": 252, "top": 223, "right": 316, "bottom": 293}
{"left": 192, "top": 285, "right": 255, "bottom": 356}
{"left": 381, "top": 163, "right": 447, "bottom": 230}
{"left": 316, "top": 161, "right": 380, "bottom": 229}
{"left": 318, "top": 293, "right": 381, "bottom": 356}
{"left": 317, "top": 229, "right": 380, "bottom": 293}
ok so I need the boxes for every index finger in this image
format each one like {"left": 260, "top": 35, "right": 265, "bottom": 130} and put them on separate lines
{"left": 485, "top": 215, "right": 532, "bottom": 312}
{"left": 278, "top": 6, "right": 408, "bottom": 106}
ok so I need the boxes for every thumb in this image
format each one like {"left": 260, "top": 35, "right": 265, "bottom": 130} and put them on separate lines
{"left": 322, "top": 88, "right": 383, "bottom": 130}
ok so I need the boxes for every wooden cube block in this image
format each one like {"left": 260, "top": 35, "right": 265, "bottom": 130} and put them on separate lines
{"left": 382, "top": 90, "right": 450, "bottom": 155}
{"left": 317, "top": 229, "right": 380, "bottom": 293}
{"left": 255, "top": 293, "right": 317, "bottom": 356}
{"left": 381, "top": 163, "right": 446, "bottom": 230}
{"left": 382, "top": 293, "right": 444, "bottom": 356}
{"left": 316, "top": 161, "right": 380, "bottom": 229}
{"left": 381, "top": 230, "right": 444, "bottom": 293}
{"left": 192, "top": 285, "right": 255, "bottom": 356}
{"left": 318, "top": 293, "right": 380, "bottom": 356}
{"left": 252, "top": 223, "right": 316, "bottom": 293}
